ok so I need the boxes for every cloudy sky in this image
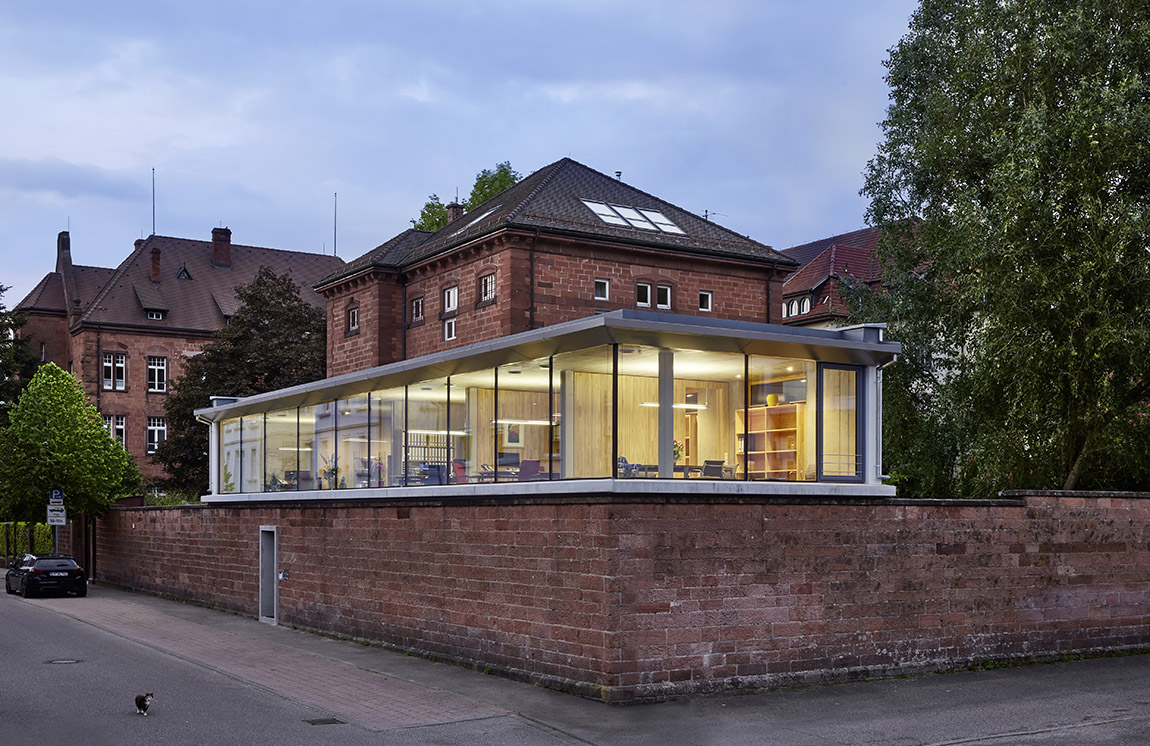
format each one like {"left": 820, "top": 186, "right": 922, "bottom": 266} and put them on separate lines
{"left": 1, "top": 0, "right": 918, "bottom": 308}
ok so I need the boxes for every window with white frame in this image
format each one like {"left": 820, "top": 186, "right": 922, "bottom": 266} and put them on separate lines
{"left": 443, "top": 286, "right": 458, "bottom": 313}
{"left": 103, "top": 414, "right": 126, "bottom": 447}
{"left": 411, "top": 297, "right": 424, "bottom": 322}
{"left": 444, "top": 318, "right": 457, "bottom": 341}
{"left": 147, "top": 416, "right": 167, "bottom": 453}
{"left": 636, "top": 282, "right": 651, "bottom": 307}
{"left": 594, "top": 278, "right": 610, "bottom": 301}
{"left": 479, "top": 273, "right": 496, "bottom": 303}
{"left": 580, "top": 200, "right": 686, "bottom": 234}
{"left": 347, "top": 306, "right": 359, "bottom": 332}
{"left": 699, "top": 290, "right": 713, "bottom": 312}
{"left": 147, "top": 356, "right": 167, "bottom": 392}
{"left": 782, "top": 302, "right": 789, "bottom": 318}
{"left": 103, "top": 353, "right": 126, "bottom": 391}
{"left": 146, "top": 310, "right": 165, "bottom": 321}
{"left": 656, "top": 285, "right": 671, "bottom": 309}
{"left": 788, "top": 300, "right": 799, "bottom": 317}
{"left": 801, "top": 297, "right": 811, "bottom": 314}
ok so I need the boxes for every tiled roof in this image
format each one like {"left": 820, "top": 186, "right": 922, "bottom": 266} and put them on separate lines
{"left": 317, "top": 228, "right": 431, "bottom": 287}
{"left": 17, "top": 272, "right": 65, "bottom": 312}
{"left": 322, "top": 158, "right": 795, "bottom": 287}
{"left": 781, "top": 226, "right": 881, "bottom": 269}
{"left": 75, "top": 234, "right": 346, "bottom": 333}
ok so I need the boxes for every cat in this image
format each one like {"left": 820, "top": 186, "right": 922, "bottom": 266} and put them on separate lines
{"left": 135, "top": 692, "right": 154, "bottom": 716}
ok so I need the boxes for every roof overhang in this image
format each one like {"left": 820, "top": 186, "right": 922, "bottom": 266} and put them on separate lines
{"left": 196, "top": 310, "right": 900, "bottom": 423}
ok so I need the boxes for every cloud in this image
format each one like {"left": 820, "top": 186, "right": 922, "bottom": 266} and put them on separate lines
{"left": 0, "top": 158, "right": 148, "bottom": 202}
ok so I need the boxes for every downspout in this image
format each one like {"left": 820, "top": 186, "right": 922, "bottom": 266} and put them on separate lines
{"left": 95, "top": 327, "right": 102, "bottom": 411}
{"left": 401, "top": 282, "right": 408, "bottom": 361}
{"left": 528, "top": 229, "right": 540, "bottom": 330}
{"left": 875, "top": 356, "right": 898, "bottom": 483}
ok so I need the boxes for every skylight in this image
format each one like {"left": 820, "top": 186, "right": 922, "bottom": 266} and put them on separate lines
{"left": 581, "top": 200, "right": 685, "bottom": 235}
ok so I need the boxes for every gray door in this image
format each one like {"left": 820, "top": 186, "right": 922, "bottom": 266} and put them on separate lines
{"left": 259, "top": 526, "right": 277, "bottom": 623}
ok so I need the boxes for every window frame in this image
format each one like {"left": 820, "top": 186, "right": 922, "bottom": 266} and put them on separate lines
{"left": 636, "top": 282, "right": 651, "bottom": 308}
{"left": 102, "top": 353, "right": 127, "bottom": 391}
{"left": 103, "top": 414, "right": 126, "bottom": 447}
{"left": 443, "top": 286, "right": 459, "bottom": 314}
{"left": 478, "top": 272, "right": 496, "bottom": 304}
{"left": 594, "top": 278, "right": 610, "bottom": 302}
{"left": 444, "top": 317, "right": 457, "bottom": 341}
{"left": 347, "top": 305, "right": 360, "bottom": 333}
{"left": 146, "top": 356, "right": 167, "bottom": 393}
{"left": 146, "top": 416, "right": 167, "bottom": 454}
{"left": 656, "top": 285, "right": 672, "bottom": 310}
{"left": 698, "top": 290, "right": 713, "bottom": 312}
{"left": 411, "top": 297, "right": 424, "bottom": 322}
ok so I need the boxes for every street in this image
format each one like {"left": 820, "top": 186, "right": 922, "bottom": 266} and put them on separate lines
{"left": 4, "top": 586, "right": 1150, "bottom": 745}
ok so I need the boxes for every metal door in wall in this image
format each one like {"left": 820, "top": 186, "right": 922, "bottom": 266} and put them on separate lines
{"left": 259, "top": 526, "right": 277, "bottom": 624}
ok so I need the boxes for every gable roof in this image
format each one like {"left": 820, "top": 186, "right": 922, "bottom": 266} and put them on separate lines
{"left": 780, "top": 227, "right": 884, "bottom": 322}
{"left": 781, "top": 226, "right": 881, "bottom": 269}
{"left": 319, "top": 158, "right": 795, "bottom": 288}
{"left": 24, "top": 232, "right": 346, "bottom": 334}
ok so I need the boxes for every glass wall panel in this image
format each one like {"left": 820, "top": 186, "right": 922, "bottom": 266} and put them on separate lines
{"left": 744, "top": 356, "right": 817, "bottom": 480}
{"left": 819, "top": 365, "right": 861, "bottom": 480}
{"left": 615, "top": 346, "right": 661, "bottom": 476}
{"left": 336, "top": 395, "right": 370, "bottom": 489}
{"left": 264, "top": 407, "right": 299, "bottom": 491}
{"left": 241, "top": 415, "right": 264, "bottom": 494}
{"left": 406, "top": 377, "right": 451, "bottom": 485}
{"left": 451, "top": 369, "right": 496, "bottom": 483}
{"left": 553, "top": 346, "right": 614, "bottom": 478}
{"left": 496, "top": 358, "right": 554, "bottom": 481}
{"left": 301, "top": 403, "right": 334, "bottom": 490}
{"left": 220, "top": 417, "right": 242, "bottom": 494}
{"left": 672, "top": 349, "right": 744, "bottom": 479}
{"left": 368, "top": 387, "right": 404, "bottom": 487}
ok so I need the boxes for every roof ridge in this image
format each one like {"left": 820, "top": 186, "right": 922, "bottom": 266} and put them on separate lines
{"left": 503, "top": 158, "right": 574, "bottom": 224}
{"left": 75, "top": 237, "right": 151, "bottom": 326}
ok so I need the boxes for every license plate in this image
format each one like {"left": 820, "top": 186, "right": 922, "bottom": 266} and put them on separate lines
{"left": 49, "top": 572, "right": 69, "bottom": 577}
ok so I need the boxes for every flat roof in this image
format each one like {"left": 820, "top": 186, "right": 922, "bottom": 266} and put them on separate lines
{"left": 195, "top": 310, "right": 900, "bottom": 423}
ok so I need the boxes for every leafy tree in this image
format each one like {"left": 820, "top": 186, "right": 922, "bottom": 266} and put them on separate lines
{"left": 411, "top": 161, "right": 522, "bottom": 231}
{"left": 154, "top": 267, "right": 327, "bottom": 496}
{"left": 858, "top": 0, "right": 1150, "bottom": 494}
{"left": 0, "top": 363, "right": 140, "bottom": 522}
{"left": 0, "top": 284, "right": 38, "bottom": 427}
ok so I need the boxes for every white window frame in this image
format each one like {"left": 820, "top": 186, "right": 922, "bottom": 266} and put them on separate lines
{"left": 146, "top": 310, "right": 164, "bottom": 321}
{"left": 412, "top": 297, "right": 424, "bottom": 322}
{"left": 800, "top": 297, "right": 811, "bottom": 314}
{"left": 636, "top": 282, "right": 651, "bottom": 307}
{"left": 443, "top": 286, "right": 459, "bottom": 313}
{"left": 348, "top": 306, "right": 360, "bottom": 331}
{"left": 147, "top": 416, "right": 167, "bottom": 454}
{"left": 594, "top": 278, "right": 610, "bottom": 301}
{"left": 788, "top": 300, "right": 799, "bottom": 317}
{"left": 103, "top": 353, "right": 126, "bottom": 391}
{"left": 444, "top": 318, "right": 457, "bottom": 341}
{"left": 699, "top": 290, "right": 713, "bottom": 312}
{"left": 656, "top": 285, "right": 671, "bottom": 310}
{"left": 103, "top": 414, "right": 126, "bottom": 447}
{"left": 479, "top": 273, "right": 496, "bottom": 303}
{"left": 782, "top": 302, "right": 789, "bottom": 318}
{"left": 146, "top": 356, "right": 167, "bottom": 393}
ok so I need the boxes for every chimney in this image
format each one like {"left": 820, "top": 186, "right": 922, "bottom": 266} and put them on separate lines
{"left": 150, "top": 246, "right": 162, "bottom": 283}
{"left": 446, "top": 202, "right": 465, "bottom": 224}
{"left": 57, "top": 230, "right": 70, "bottom": 256}
{"left": 211, "top": 227, "right": 231, "bottom": 267}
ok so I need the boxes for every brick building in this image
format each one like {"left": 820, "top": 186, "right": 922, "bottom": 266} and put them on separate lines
{"left": 16, "top": 228, "right": 345, "bottom": 483}
{"left": 317, "top": 158, "right": 798, "bottom": 376}
{"left": 778, "top": 226, "right": 883, "bottom": 328}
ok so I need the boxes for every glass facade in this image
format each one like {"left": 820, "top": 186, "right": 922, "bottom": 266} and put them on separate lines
{"left": 201, "top": 313, "right": 897, "bottom": 495}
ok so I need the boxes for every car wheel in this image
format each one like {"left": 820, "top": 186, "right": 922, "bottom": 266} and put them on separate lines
{"left": 75, "top": 583, "right": 87, "bottom": 598}
{"left": 4, "top": 577, "right": 14, "bottom": 595}
{"left": 21, "top": 579, "right": 36, "bottom": 599}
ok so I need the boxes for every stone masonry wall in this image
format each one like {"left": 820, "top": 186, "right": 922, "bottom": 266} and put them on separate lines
{"left": 93, "top": 491, "right": 1150, "bottom": 702}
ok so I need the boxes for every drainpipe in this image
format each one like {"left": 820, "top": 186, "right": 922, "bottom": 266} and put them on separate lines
{"left": 401, "top": 283, "right": 408, "bottom": 361}
{"left": 528, "top": 229, "right": 540, "bottom": 330}
{"left": 95, "top": 327, "right": 101, "bottom": 411}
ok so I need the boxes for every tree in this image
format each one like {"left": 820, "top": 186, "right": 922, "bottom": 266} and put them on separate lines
{"left": 153, "top": 267, "right": 327, "bottom": 496}
{"left": 411, "top": 161, "right": 522, "bottom": 231}
{"left": 0, "top": 284, "right": 38, "bottom": 427}
{"left": 0, "top": 363, "right": 140, "bottom": 522}
{"left": 858, "top": 0, "right": 1150, "bottom": 494}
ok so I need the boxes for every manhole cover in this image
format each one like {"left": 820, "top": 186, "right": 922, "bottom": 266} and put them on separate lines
{"left": 45, "top": 659, "right": 82, "bottom": 665}
{"left": 303, "top": 718, "right": 344, "bottom": 726}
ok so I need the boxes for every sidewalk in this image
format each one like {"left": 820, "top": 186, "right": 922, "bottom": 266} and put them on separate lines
{"left": 25, "top": 584, "right": 1150, "bottom": 745}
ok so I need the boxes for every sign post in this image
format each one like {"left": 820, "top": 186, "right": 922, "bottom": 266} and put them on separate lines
{"left": 47, "top": 489, "right": 65, "bottom": 552}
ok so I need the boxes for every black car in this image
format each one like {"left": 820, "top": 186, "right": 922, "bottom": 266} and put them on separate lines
{"left": 5, "top": 553, "right": 87, "bottom": 598}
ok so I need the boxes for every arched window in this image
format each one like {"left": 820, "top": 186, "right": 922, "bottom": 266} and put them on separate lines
{"left": 788, "top": 300, "right": 799, "bottom": 317}
{"left": 800, "top": 297, "right": 811, "bottom": 314}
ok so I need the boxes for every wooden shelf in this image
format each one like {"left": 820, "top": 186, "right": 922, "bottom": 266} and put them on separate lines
{"left": 737, "top": 403, "right": 805, "bottom": 481}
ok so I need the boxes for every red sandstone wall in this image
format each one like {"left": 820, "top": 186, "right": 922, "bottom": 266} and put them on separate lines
{"left": 93, "top": 492, "right": 1150, "bottom": 702}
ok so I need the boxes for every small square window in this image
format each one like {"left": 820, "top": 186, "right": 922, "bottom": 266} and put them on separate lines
{"left": 444, "top": 318, "right": 457, "bottom": 341}
{"left": 412, "top": 297, "right": 424, "bottom": 322}
{"left": 594, "top": 279, "right": 610, "bottom": 301}
{"left": 479, "top": 273, "right": 496, "bottom": 303}
{"left": 656, "top": 285, "right": 671, "bottom": 309}
{"left": 699, "top": 290, "right": 713, "bottom": 312}
{"left": 347, "top": 306, "right": 359, "bottom": 331}
{"left": 636, "top": 282, "right": 651, "bottom": 307}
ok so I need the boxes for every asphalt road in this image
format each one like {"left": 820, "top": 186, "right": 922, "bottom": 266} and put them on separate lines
{"left": 5, "top": 586, "right": 1150, "bottom": 745}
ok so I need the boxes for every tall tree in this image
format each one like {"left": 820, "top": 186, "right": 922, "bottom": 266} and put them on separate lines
{"left": 153, "top": 267, "right": 327, "bottom": 497}
{"left": 859, "top": 0, "right": 1150, "bottom": 494}
{"left": 411, "top": 161, "right": 522, "bottom": 231}
{"left": 0, "top": 363, "right": 140, "bottom": 522}
{"left": 0, "top": 284, "right": 38, "bottom": 427}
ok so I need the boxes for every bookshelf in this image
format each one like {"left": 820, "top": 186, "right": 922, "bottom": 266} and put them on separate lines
{"left": 737, "top": 403, "right": 804, "bottom": 480}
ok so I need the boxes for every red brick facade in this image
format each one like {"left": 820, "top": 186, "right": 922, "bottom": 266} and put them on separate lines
{"left": 89, "top": 491, "right": 1150, "bottom": 703}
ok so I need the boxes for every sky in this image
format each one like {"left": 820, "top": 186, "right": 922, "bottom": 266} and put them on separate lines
{"left": 0, "top": 0, "right": 919, "bottom": 309}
